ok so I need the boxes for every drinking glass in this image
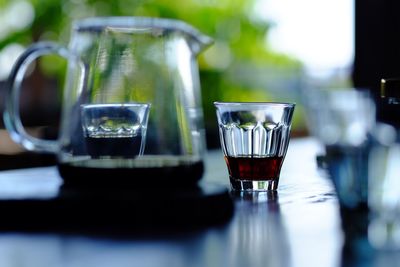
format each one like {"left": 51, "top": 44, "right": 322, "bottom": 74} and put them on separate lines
{"left": 214, "top": 102, "right": 295, "bottom": 191}
{"left": 81, "top": 103, "right": 150, "bottom": 159}
{"left": 304, "top": 88, "right": 376, "bottom": 209}
{"left": 368, "top": 126, "right": 400, "bottom": 250}
{"left": 302, "top": 88, "right": 377, "bottom": 251}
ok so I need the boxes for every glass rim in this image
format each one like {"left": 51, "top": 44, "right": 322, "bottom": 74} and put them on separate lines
{"left": 72, "top": 16, "right": 213, "bottom": 46}
{"left": 80, "top": 103, "right": 151, "bottom": 108}
{"left": 213, "top": 101, "right": 295, "bottom": 108}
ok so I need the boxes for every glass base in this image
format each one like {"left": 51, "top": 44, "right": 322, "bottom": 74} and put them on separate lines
{"left": 368, "top": 217, "right": 400, "bottom": 250}
{"left": 229, "top": 177, "right": 279, "bottom": 191}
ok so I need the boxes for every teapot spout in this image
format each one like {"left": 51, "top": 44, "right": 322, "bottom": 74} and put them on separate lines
{"left": 174, "top": 20, "right": 213, "bottom": 55}
{"left": 188, "top": 31, "right": 213, "bottom": 56}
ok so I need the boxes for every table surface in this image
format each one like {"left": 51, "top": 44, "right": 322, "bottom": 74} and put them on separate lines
{"left": 0, "top": 137, "right": 396, "bottom": 267}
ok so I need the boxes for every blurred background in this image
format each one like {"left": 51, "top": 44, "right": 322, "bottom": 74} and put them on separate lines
{"left": 0, "top": 0, "right": 355, "bottom": 168}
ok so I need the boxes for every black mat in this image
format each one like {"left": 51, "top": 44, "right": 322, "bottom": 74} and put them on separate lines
{"left": 0, "top": 180, "right": 234, "bottom": 235}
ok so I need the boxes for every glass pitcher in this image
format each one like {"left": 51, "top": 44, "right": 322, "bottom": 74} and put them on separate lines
{"left": 4, "top": 17, "right": 213, "bottom": 188}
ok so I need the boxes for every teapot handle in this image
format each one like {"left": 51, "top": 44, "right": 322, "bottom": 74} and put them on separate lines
{"left": 3, "top": 42, "right": 83, "bottom": 153}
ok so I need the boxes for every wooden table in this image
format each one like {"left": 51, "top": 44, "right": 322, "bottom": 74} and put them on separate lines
{"left": 0, "top": 137, "right": 394, "bottom": 267}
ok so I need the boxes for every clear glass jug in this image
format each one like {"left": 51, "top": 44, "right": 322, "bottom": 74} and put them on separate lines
{"left": 4, "top": 17, "right": 213, "bottom": 188}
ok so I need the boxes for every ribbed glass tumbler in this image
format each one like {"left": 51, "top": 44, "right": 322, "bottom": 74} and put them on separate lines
{"left": 214, "top": 102, "right": 295, "bottom": 191}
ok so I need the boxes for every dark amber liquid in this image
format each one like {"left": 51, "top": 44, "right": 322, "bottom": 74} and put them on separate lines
{"left": 85, "top": 135, "right": 141, "bottom": 158}
{"left": 224, "top": 156, "right": 284, "bottom": 181}
{"left": 57, "top": 157, "right": 204, "bottom": 189}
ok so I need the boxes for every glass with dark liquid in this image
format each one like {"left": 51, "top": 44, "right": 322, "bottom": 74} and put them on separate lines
{"left": 214, "top": 102, "right": 295, "bottom": 191}
{"left": 57, "top": 103, "right": 204, "bottom": 188}
{"left": 225, "top": 155, "right": 284, "bottom": 191}
{"left": 81, "top": 103, "right": 150, "bottom": 159}
{"left": 58, "top": 103, "right": 152, "bottom": 187}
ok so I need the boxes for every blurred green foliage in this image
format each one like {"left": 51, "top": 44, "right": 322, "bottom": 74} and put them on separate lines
{"left": 0, "top": 0, "right": 305, "bottom": 143}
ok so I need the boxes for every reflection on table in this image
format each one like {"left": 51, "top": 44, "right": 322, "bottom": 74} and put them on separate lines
{"left": 0, "top": 137, "right": 397, "bottom": 267}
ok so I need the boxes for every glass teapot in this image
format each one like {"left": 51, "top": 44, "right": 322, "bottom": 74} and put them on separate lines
{"left": 4, "top": 17, "right": 213, "bottom": 188}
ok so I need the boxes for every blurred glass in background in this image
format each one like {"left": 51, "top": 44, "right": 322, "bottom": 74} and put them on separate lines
{"left": 0, "top": 0, "right": 354, "bottom": 165}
